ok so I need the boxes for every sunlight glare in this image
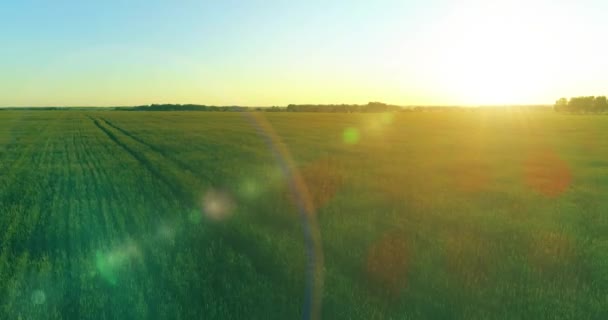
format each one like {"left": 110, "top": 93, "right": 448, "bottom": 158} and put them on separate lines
{"left": 416, "top": 0, "right": 578, "bottom": 105}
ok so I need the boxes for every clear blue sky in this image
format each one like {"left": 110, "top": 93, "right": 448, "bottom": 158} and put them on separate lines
{"left": 1, "top": 0, "right": 607, "bottom": 106}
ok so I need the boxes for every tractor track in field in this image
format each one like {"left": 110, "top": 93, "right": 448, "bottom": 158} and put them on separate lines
{"left": 87, "top": 115, "right": 297, "bottom": 315}
{"left": 99, "top": 117, "right": 214, "bottom": 183}
{"left": 73, "top": 126, "right": 108, "bottom": 247}
{"left": 80, "top": 121, "right": 131, "bottom": 243}
{"left": 74, "top": 123, "right": 132, "bottom": 253}
{"left": 89, "top": 116, "right": 193, "bottom": 205}
{"left": 88, "top": 117, "right": 198, "bottom": 318}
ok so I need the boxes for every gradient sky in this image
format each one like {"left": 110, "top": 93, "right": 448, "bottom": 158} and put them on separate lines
{"left": 1, "top": 0, "right": 607, "bottom": 106}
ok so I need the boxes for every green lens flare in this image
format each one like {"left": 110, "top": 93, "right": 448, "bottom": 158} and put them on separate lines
{"left": 31, "top": 290, "right": 46, "bottom": 305}
{"left": 96, "top": 251, "right": 119, "bottom": 285}
{"left": 343, "top": 127, "right": 360, "bottom": 144}
{"left": 188, "top": 210, "right": 203, "bottom": 224}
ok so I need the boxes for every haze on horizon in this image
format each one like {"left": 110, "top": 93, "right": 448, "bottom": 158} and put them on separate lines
{"left": 1, "top": 0, "right": 607, "bottom": 107}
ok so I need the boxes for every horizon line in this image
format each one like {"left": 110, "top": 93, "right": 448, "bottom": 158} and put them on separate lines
{"left": 0, "top": 103, "right": 554, "bottom": 109}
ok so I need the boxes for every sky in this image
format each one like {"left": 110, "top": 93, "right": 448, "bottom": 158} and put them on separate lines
{"left": 1, "top": 0, "right": 607, "bottom": 107}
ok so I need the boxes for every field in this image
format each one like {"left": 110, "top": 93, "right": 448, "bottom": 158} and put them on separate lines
{"left": 0, "top": 110, "right": 607, "bottom": 319}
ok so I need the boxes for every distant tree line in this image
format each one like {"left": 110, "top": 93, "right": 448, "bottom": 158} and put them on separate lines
{"left": 0, "top": 103, "right": 552, "bottom": 112}
{"left": 123, "top": 104, "right": 248, "bottom": 112}
{"left": 0, "top": 107, "right": 73, "bottom": 111}
{"left": 121, "top": 102, "right": 404, "bottom": 112}
{"left": 286, "top": 102, "right": 402, "bottom": 112}
{"left": 554, "top": 96, "right": 608, "bottom": 113}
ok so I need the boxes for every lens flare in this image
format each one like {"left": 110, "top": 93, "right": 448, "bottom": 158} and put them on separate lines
{"left": 343, "top": 127, "right": 360, "bottom": 144}
{"left": 157, "top": 222, "right": 176, "bottom": 240}
{"left": 202, "top": 189, "right": 235, "bottom": 221}
{"left": 95, "top": 242, "right": 141, "bottom": 285}
{"left": 524, "top": 149, "right": 572, "bottom": 197}
{"left": 244, "top": 112, "right": 324, "bottom": 320}
{"left": 31, "top": 290, "right": 46, "bottom": 305}
{"left": 299, "top": 157, "right": 344, "bottom": 210}
{"left": 365, "top": 232, "right": 410, "bottom": 297}
{"left": 188, "top": 209, "right": 203, "bottom": 224}
{"left": 239, "top": 177, "right": 262, "bottom": 200}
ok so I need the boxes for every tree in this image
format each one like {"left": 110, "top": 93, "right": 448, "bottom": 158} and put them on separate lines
{"left": 594, "top": 96, "right": 607, "bottom": 112}
{"left": 567, "top": 96, "right": 595, "bottom": 112}
{"left": 554, "top": 98, "right": 568, "bottom": 112}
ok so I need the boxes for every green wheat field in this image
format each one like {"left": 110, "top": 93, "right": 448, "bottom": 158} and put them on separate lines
{"left": 0, "top": 110, "right": 607, "bottom": 319}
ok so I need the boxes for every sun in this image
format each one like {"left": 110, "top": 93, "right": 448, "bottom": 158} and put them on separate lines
{"left": 418, "top": 1, "right": 565, "bottom": 105}
{"left": 440, "top": 54, "right": 545, "bottom": 105}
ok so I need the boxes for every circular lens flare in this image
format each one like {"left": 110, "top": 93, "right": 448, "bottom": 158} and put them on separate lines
{"left": 343, "top": 127, "right": 360, "bottom": 144}
{"left": 202, "top": 189, "right": 235, "bottom": 221}
{"left": 31, "top": 290, "right": 46, "bottom": 305}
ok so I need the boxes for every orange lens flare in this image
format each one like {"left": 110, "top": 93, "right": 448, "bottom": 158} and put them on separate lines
{"left": 524, "top": 149, "right": 572, "bottom": 197}
{"left": 365, "top": 232, "right": 410, "bottom": 297}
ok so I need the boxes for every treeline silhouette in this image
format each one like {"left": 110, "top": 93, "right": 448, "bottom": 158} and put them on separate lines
{"left": 554, "top": 96, "right": 608, "bottom": 113}
{"left": 122, "top": 102, "right": 400, "bottom": 112}
{"left": 121, "top": 102, "right": 403, "bottom": 112}
{"left": 286, "top": 102, "right": 402, "bottom": 112}
{"left": 0, "top": 104, "right": 552, "bottom": 112}
{"left": 124, "top": 104, "right": 247, "bottom": 111}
